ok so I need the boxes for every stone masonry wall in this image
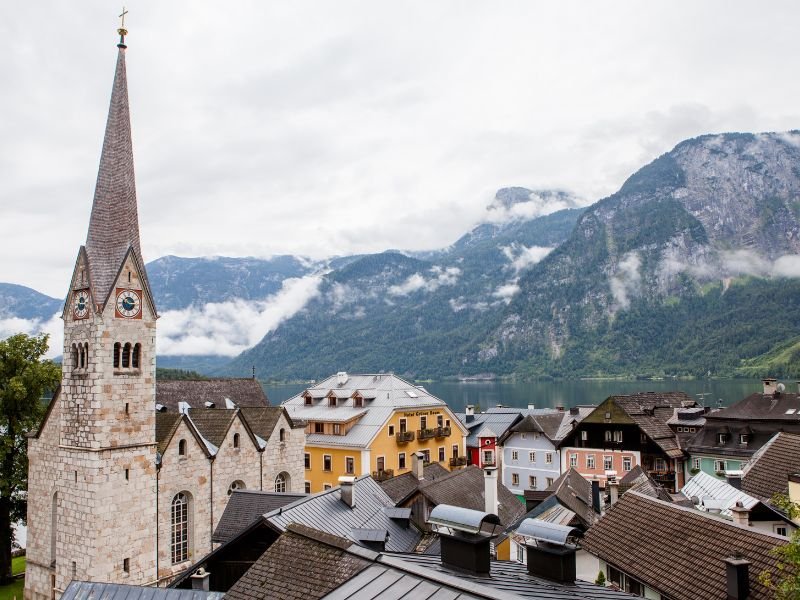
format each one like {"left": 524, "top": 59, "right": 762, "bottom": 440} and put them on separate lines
{"left": 210, "top": 415, "right": 261, "bottom": 527}
{"left": 261, "top": 415, "right": 305, "bottom": 494}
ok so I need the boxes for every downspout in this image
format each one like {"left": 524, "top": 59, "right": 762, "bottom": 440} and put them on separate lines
{"left": 260, "top": 449, "right": 263, "bottom": 490}
{"left": 209, "top": 458, "right": 214, "bottom": 552}
{"left": 155, "top": 460, "right": 160, "bottom": 585}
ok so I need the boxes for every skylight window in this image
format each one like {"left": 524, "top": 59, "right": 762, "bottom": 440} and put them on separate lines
{"left": 405, "top": 390, "right": 418, "bottom": 398}
{"left": 786, "top": 409, "right": 797, "bottom": 415}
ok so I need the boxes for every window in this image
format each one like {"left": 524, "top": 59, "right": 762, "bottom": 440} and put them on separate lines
{"left": 446, "top": 419, "right": 451, "bottom": 427}
{"left": 689, "top": 427, "right": 696, "bottom": 433}
{"left": 640, "top": 433, "right": 647, "bottom": 444}
{"left": 420, "top": 416, "right": 427, "bottom": 430}
{"left": 438, "top": 447, "right": 445, "bottom": 462}
{"left": 604, "top": 430, "right": 612, "bottom": 442}
{"left": 714, "top": 460, "right": 726, "bottom": 473}
{"left": 569, "top": 454, "right": 577, "bottom": 467}
{"left": 228, "top": 480, "right": 244, "bottom": 496}
{"left": 483, "top": 450, "right": 494, "bottom": 465}
{"left": 512, "top": 450, "right": 519, "bottom": 461}
{"left": 274, "top": 472, "right": 289, "bottom": 492}
{"left": 452, "top": 445, "right": 459, "bottom": 459}
{"left": 178, "top": 439, "right": 187, "bottom": 456}
{"left": 122, "top": 343, "right": 131, "bottom": 368}
{"left": 545, "top": 453, "right": 553, "bottom": 464}
{"left": 113, "top": 342, "right": 121, "bottom": 368}
{"left": 398, "top": 453, "right": 406, "bottom": 469}
{"left": 71, "top": 344, "right": 79, "bottom": 371}
{"left": 329, "top": 396, "right": 336, "bottom": 407}
{"left": 333, "top": 424, "right": 341, "bottom": 435}
{"left": 171, "top": 493, "right": 190, "bottom": 564}
{"left": 304, "top": 481, "right": 311, "bottom": 494}
{"left": 516, "top": 542, "right": 524, "bottom": 563}
{"left": 623, "top": 457, "right": 632, "bottom": 471}
{"left": 304, "top": 395, "right": 312, "bottom": 406}
{"left": 546, "top": 477, "right": 554, "bottom": 487}
{"left": 124, "top": 468, "right": 129, "bottom": 481}
{"left": 587, "top": 455, "right": 596, "bottom": 469}
{"left": 132, "top": 343, "right": 141, "bottom": 369}
{"left": 739, "top": 434, "right": 748, "bottom": 445}
{"left": 388, "top": 425, "right": 395, "bottom": 436}
{"left": 604, "top": 455, "right": 613, "bottom": 470}
{"left": 529, "top": 451, "right": 536, "bottom": 463}
{"left": 354, "top": 396, "right": 363, "bottom": 408}
{"left": 613, "top": 430, "right": 623, "bottom": 442}
{"left": 280, "top": 428, "right": 287, "bottom": 441}
{"left": 421, "top": 450, "right": 431, "bottom": 463}
{"left": 512, "top": 473, "right": 520, "bottom": 486}
{"left": 654, "top": 458, "right": 667, "bottom": 472}
{"left": 581, "top": 431, "right": 588, "bottom": 441}
{"left": 123, "top": 558, "right": 129, "bottom": 574}
{"left": 323, "top": 455, "right": 332, "bottom": 471}
{"left": 399, "top": 418, "right": 407, "bottom": 433}
{"left": 529, "top": 476, "right": 537, "bottom": 489}
{"left": 718, "top": 433, "right": 729, "bottom": 444}
{"left": 692, "top": 457, "right": 701, "bottom": 470}
{"left": 314, "top": 422, "right": 324, "bottom": 434}
{"left": 377, "top": 456, "right": 386, "bottom": 471}
{"left": 345, "top": 457, "right": 355, "bottom": 474}
{"left": 304, "top": 453, "right": 310, "bottom": 469}
{"left": 233, "top": 433, "right": 240, "bottom": 449}
{"left": 437, "top": 415, "right": 444, "bottom": 427}
{"left": 323, "top": 484, "right": 332, "bottom": 490}
{"left": 775, "top": 526, "right": 788, "bottom": 537}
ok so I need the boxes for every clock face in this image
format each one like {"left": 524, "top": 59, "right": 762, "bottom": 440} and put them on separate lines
{"left": 73, "top": 290, "right": 90, "bottom": 319}
{"left": 115, "top": 289, "right": 142, "bottom": 318}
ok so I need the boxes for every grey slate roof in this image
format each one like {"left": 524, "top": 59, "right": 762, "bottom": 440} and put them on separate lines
{"left": 239, "top": 406, "right": 291, "bottom": 442}
{"left": 378, "top": 462, "right": 450, "bottom": 504}
{"left": 155, "top": 412, "right": 182, "bottom": 454}
{"left": 543, "top": 468, "right": 596, "bottom": 529}
{"left": 156, "top": 379, "right": 269, "bottom": 413}
{"left": 84, "top": 47, "right": 152, "bottom": 310}
{"left": 265, "top": 476, "right": 423, "bottom": 552}
{"left": 742, "top": 432, "right": 800, "bottom": 499}
{"left": 459, "top": 411, "right": 524, "bottom": 447}
{"left": 618, "top": 465, "right": 673, "bottom": 503}
{"left": 62, "top": 582, "right": 223, "bottom": 600}
{"left": 212, "top": 489, "right": 307, "bottom": 544}
{"left": 185, "top": 408, "right": 237, "bottom": 449}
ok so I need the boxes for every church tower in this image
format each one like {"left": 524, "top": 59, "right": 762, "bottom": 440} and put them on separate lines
{"left": 26, "top": 23, "right": 158, "bottom": 599}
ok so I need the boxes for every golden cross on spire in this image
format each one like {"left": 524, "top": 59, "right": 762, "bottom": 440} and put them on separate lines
{"left": 117, "top": 6, "right": 129, "bottom": 47}
{"left": 119, "top": 7, "right": 129, "bottom": 30}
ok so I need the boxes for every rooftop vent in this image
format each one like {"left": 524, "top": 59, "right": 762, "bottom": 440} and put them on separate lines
{"left": 204, "top": 401, "right": 216, "bottom": 408}
{"left": 428, "top": 504, "right": 502, "bottom": 574}
{"left": 518, "top": 519, "right": 580, "bottom": 584}
{"left": 155, "top": 403, "right": 167, "bottom": 413}
{"left": 224, "top": 397, "right": 236, "bottom": 409}
{"left": 352, "top": 528, "right": 389, "bottom": 552}
{"left": 178, "top": 401, "right": 191, "bottom": 414}
{"left": 383, "top": 507, "right": 411, "bottom": 528}
{"left": 338, "top": 476, "right": 356, "bottom": 508}
{"left": 190, "top": 568, "right": 210, "bottom": 592}
{"left": 337, "top": 371, "right": 349, "bottom": 386}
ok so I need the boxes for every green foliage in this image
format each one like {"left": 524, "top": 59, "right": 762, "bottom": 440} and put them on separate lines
{"left": 0, "top": 334, "right": 60, "bottom": 583}
{"left": 156, "top": 368, "right": 208, "bottom": 380}
{"left": 758, "top": 494, "right": 800, "bottom": 598}
{"left": 0, "top": 576, "right": 23, "bottom": 600}
{"left": 595, "top": 570, "right": 606, "bottom": 586}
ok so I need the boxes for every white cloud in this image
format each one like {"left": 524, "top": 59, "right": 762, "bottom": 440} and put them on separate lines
{"left": 610, "top": 252, "right": 642, "bottom": 310}
{"left": 658, "top": 250, "right": 800, "bottom": 285}
{"left": 0, "top": 313, "right": 63, "bottom": 359}
{"left": 388, "top": 266, "right": 461, "bottom": 296}
{"left": 158, "top": 274, "right": 323, "bottom": 356}
{"left": 773, "top": 255, "right": 800, "bottom": 277}
{"left": 485, "top": 190, "right": 582, "bottom": 224}
{"left": 492, "top": 281, "right": 520, "bottom": 304}
{"left": 501, "top": 244, "right": 554, "bottom": 273}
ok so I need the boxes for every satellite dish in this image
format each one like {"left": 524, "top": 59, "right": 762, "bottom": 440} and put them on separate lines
{"left": 778, "top": 383, "right": 786, "bottom": 393}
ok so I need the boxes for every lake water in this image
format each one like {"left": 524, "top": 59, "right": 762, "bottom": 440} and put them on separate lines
{"left": 263, "top": 378, "right": 769, "bottom": 411}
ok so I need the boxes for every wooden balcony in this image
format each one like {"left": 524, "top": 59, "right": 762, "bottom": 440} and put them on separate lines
{"left": 417, "top": 428, "right": 436, "bottom": 440}
{"left": 435, "top": 426, "right": 451, "bottom": 438}
{"left": 372, "top": 469, "right": 394, "bottom": 482}
{"left": 396, "top": 431, "right": 415, "bottom": 443}
{"left": 449, "top": 456, "right": 467, "bottom": 467}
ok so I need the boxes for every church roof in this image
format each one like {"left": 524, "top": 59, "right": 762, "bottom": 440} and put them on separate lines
{"left": 239, "top": 407, "right": 291, "bottom": 443}
{"left": 185, "top": 408, "right": 238, "bottom": 449}
{"left": 84, "top": 45, "right": 153, "bottom": 310}
{"left": 156, "top": 378, "right": 269, "bottom": 412}
{"left": 62, "top": 582, "right": 223, "bottom": 600}
{"left": 212, "top": 489, "right": 308, "bottom": 544}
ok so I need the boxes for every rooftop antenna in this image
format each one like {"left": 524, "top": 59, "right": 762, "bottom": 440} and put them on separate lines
{"left": 252, "top": 365, "right": 256, "bottom": 380}
{"left": 696, "top": 392, "right": 710, "bottom": 408}
{"left": 117, "top": 7, "right": 129, "bottom": 48}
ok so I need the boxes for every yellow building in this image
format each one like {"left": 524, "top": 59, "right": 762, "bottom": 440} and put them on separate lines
{"left": 282, "top": 372, "right": 469, "bottom": 493}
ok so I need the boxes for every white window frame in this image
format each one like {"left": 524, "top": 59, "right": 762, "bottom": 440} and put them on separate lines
{"left": 692, "top": 457, "right": 701, "bottom": 470}
{"left": 512, "top": 473, "right": 519, "bottom": 486}
{"left": 529, "top": 451, "right": 536, "bottom": 463}
{"left": 511, "top": 450, "right": 519, "bottom": 461}
{"left": 529, "top": 475, "right": 537, "bottom": 489}
{"left": 545, "top": 452, "right": 553, "bottom": 464}
{"left": 569, "top": 454, "right": 577, "bottom": 467}
{"left": 587, "top": 454, "right": 596, "bottom": 469}
{"left": 622, "top": 456, "right": 632, "bottom": 471}
{"left": 714, "top": 459, "right": 726, "bottom": 473}
{"left": 603, "top": 455, "right": 613, "bottom": 471}
{"left": 546, "top": 477, "right": 554, "bottom": 488}
{"left": 345, "top": 456, "right": 355, "bottom": 475}
{"left": 613, "top": 430, "right": 623, "bottom": 442}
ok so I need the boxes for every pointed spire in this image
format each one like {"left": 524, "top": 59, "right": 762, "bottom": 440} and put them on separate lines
{"left": 84, "top": 31, "right": 146, "bottom": 305}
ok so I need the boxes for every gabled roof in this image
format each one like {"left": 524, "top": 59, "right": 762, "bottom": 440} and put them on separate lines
{"left": 378, "top": 463, "right": 450, "bottom": 504}
{"left": 742, "top": 432, "right": 800, "bottom": 500}
{"left": 459, "top": 411, "right": 526, "bottom": 447}
{"left": 582, "top": 492, "right": 788, "bottom": 600}
{"left": 155, "top": 412, "right": 182, "bottom": 454}
{"left": 185, "top": 408, "right": 238, "bottom": 450}
{"left": 542, "top": 468, "right": 596, "bottom": 529}
{"left": 212, "top": 489, "right": 307, "bottom": 544}
{"left": 156, "top": 378, "right": 269, "bottom": 412}
{"left": 413, "top": 466, "right": 526, "bottom": 527}
{"left": 618, "top": 465, "right": 673, "bottom": 503}
{"left": 707, "top": 391, "right": 800, "bottom": 421}
{"left": 265, "top": 476, "right": 422, "bottom": 553}
{"left": 62, "top": 582, "right": 223, "bottom": 600}
{"left": 681, "top": 471, "right": 759, "bottom": 517}
{"left": 239, "top": 407, "right": 292, "bottom": 446}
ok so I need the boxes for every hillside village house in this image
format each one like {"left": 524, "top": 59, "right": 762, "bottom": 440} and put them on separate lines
{"left": 559, "top": 393, "right": 695, "bottom": 493}
{"left": 685, "top": 378, "right": 800, "bottom": 480}
{"left": 24, "top": 35, "right": 303, "bottom": 600}
{"left": 281, "top": 373, "right": 468, "bottom": 492}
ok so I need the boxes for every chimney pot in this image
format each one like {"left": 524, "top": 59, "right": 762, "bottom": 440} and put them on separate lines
{"left": 569, "top": 406, "right": 579, "bottom": 415}
{"left": 724, "top": 556, "right": 751, "bottom": 600}
{"left": 591, "top": 480, "right": 602, "bottom": 514}
{"left": 608, "top": 481, "right": 619, "bottom": 506}
{"left": 762, "top": 378, "right": 778, "bottom": 396}
{"left": 190, "top": 568, "right": 211, "bottom": 592}
{"left": 526, "top": 543, "right": 577, "bottom": 583}
{"left": 484, "top": 467, "right": 499, "bottom": 516}
{"left": 411, "top": 452, "right": 425, "bottom": 480}
{"left": 339, "top": 476, "right": 356, "bottom": 508}
{"left": 730, "top": 501, "right": 750, "bottom": 527}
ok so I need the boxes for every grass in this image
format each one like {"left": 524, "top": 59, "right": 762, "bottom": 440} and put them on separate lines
{"left": 0, "top": 557, "right": 26, "bottom": 600}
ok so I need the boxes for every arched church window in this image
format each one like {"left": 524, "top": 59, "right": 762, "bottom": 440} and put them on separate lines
{"left": 233, "top": 433, "right": 240, "bottom": 449}
{"left": 50, "top": 492, "right": 58, "bottom": 564}
{"left": 274, "top": 472, "right": 289, "bottom": 493}
{"left": 171, "top": 492, "right": 190, "bottom": 564}
{"left": 78, "top": 345, "right": 84, "bottom": 369}
{"left": 132, "top": 343, "right": 141, "bottom": 369}
{"left": 71, "top": 344, "right": 79, "bottom": 371}
{"left": 228, "top": 480, "right": 245, "bottom": 496}
{"left": 178, "top": 439, "right": 187, "bottom": 456}
{"left": 113, "top": 343, "right": 121, "bottom": 368}
{"left": 279, "top": 428, "right": 286, "bottom": 442}
{"left": 83, "top": 342, "right": 89, "bottom": 368}
{"left": 122, "top": 343, "right": 131, "bottom": 368}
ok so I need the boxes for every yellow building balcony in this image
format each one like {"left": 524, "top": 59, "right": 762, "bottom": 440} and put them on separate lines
{"left": 449, "top": 456, "right": 467, "bottom": 467}
{"left": 372, "top": 468, "right": 394, "bottom": 482}
{"left": 417, "top": 428, "right": 436, "bottom": 440}
{"left": 396, "top": 431, "right": 415, "bottom": 443}
{"left": 434, "top": 426, "right": 451, "bottom": 438}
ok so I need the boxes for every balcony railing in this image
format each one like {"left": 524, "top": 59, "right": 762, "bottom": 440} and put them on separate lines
{"left": 396, "top": 431, "right": 415, "bottom": 443}
{"left": 435, "top": 426, "right": 451, "bottom": 438}
{"left": 372, "top": 469, "right": 394, "bottom": 482}
{"left": 648, "top": 470, "right": 675, "bottom": 484}
{"left": 418, "top": 428, "right": 436, "bottom": 440}
{"left": 449, "top": 456, "right": 467, "bottom": 467}
{"left": 482, "top": 459, "right": 496, "bottom": 467}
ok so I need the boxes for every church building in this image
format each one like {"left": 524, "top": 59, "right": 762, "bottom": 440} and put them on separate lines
{"left": 24, "top": 27, "right": 304, "bottom": 600}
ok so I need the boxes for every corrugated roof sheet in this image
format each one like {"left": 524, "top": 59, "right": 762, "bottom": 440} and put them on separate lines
{"left": 62, "top": 582, "right": 223, "bottom": 600}
{"left": 680, "top": 471, "right": 759, "bottom": 517}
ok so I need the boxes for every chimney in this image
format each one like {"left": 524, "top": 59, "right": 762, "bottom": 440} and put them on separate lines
{"left": 608, "top": 480, "right": 619, "bottom": 506}
{"left": 528, "top": 404, "right": 535, "bottom": 410}
{"left": 724, "top": 556, "right": 751, "bottom": 600}
{"left": 569, "top": 407, "right": 579, "bottom": 416}
{"left": 337, "top": 371, "right": 349, "bottom": 386}
{"left": 796, "top": 381, "right": 800, "bottom": 394}
{"left": 411, "top": 452, "right": 425, "bottom": 480}
{"left": 591, "top": 480, "right": 601, "bottom": 514}
{"left": 429, "top": 505, "right": 500, "bottom": 575}
{"left": 527, "top": 543, "right": 576, "bottom": 584}
{"left": 726, "top": 473, "right": 743, "bottom": 490}
{"left": 557, "top": 405, "right": 565, "bottom": 412}
{"left": 465, "top": 405, "right": 475, "bottom": 423}
{"left": 484, "top": 467, "right": 499, "bottom": 516}
{"left": 190, "top": 568, "right": 211, "bottom": 592}
{"left": 339, "top": 476, "right": 356, "bottom": 508}
{"left": 762, "top": 378, "right": 778, "bottom": 395}
{"left": 730, "top": 501, "right": 749, "bottom": 527}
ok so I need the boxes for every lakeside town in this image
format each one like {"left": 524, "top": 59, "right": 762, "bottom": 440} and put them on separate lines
{"left": 4, "top": 6, "right": 800, "bottom": 600}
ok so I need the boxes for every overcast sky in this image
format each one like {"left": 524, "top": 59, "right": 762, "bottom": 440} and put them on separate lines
{"left": 2, "top": 1, "right": 799, "bottom": 297}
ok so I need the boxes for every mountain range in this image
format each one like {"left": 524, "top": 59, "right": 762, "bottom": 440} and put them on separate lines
{"left": 5, "top": 131, "right": 800, "bottom": 380}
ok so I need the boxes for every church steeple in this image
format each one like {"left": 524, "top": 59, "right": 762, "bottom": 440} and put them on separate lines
{"left": 84, "top": 29, "right": 150, "bottom": 309}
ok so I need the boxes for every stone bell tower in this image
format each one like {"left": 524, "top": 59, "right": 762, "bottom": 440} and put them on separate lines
{"left": 25, "top": 21, "right": 158, "bottom": 600}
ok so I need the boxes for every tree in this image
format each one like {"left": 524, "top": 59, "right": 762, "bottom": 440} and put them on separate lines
{"left": 595, "top": 570, "right": 606, "bottom": 586}
{"left": 0, "top": 334, "right": 60, "bottom": 584}
{"left": 759, "top": 493, "right": 800, "bottom": 598}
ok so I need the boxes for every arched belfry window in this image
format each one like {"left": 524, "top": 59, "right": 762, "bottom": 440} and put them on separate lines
{"left": 132, "top": 343, "right": 141, "bottom": 369}
{"left": 113, "top": 343, "right": 121, "bottom": 368}
{"left": 274, "top": 472, "right": 289, "bottom": 493}
{"left": 71, "top": 344, "right": 79, "bottom": 371}
{"left": 171, "top": 492, "right": 191, "bottom": 564}
{"left": 122, "top": 343, "right": 131, "bottom": 368}
{"left": 83, "top": 342, "right": 89, "bottom": 368}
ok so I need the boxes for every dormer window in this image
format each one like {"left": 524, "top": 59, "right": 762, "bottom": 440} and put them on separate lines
{"left": 328, "top": 396, "right": 336, "bottom": 407}
{"left": 718, "top": 433, "right": 728, "bottom": 444}
{"left": 304, "top": 395, "right": 312, "bottom": 406}
{"left": 739, "top": 434, "right": 748, "bottom": 445}
{"left": 314, "top": 422, "right": 324, "bottom": 434}
{"left": 354, "top": 396, "right": 363, "bottom": 408}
